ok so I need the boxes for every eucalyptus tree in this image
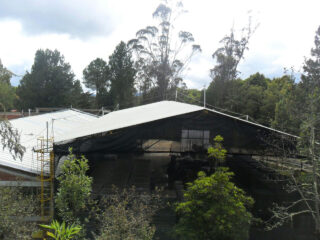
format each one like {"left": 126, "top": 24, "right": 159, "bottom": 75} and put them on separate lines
{"left": 206, "top": 18, "right": 257, "bottom": 108}
{"left": 128, "top": 1, "right": 201, "bottom": 101}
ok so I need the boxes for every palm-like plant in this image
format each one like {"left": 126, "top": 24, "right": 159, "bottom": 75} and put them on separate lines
{"left": 40, "top": 220, "right": 81, "bottom": 240}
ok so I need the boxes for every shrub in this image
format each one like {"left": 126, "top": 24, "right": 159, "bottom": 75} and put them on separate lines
{"left": 96, "top": 186, "right": 162, "bottom": 240}
{"left": 175, "top": 168, "right": 254, "bottom": 240}
{"left": 55, "top": 149, "right": 93, "bottom": 238}
{"left": 0, "top": 186, "right": 37, "bottom": 239}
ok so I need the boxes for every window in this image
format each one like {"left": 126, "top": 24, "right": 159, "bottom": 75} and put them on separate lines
{"left": 181, "top": 129, "right": 210, "bottom": 152}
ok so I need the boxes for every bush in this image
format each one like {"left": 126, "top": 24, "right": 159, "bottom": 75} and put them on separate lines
{"left": 96, "top": 186, "right": 163, "bottom": 240}
{"left": 0, "top": 186, "right": 37, "bottom": 239}
{"left": 55, "top": 149, "right": 93, "bottom": 237}
{"left": 175, "top": 168, "right": 254, "bottom": 240}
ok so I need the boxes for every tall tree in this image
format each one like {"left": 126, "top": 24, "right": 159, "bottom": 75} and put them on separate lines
{"left": 0, "top": 59, "right": 16, "bottom": 110}
{"left": 206, "top": 19, "right": 256, "bottom": 108}
{"left": 83, "top": 58, "right": 109, "bottom": 108}
{"left": 70, "top": 80, "right": 95, "bottom": 109}
{"left": 0, "top": 59, "right": 12, "bottom": 85}
{"left": 297, "top": 26, "right": 320, "bottom": 235}
{"left": 109, "top": 41, "right": 136, "bottom": 109}
{"left": 267, "top": 26, "right": 320, "bottom": 236}
{"left": 128, "top": 0, "right": 201, "bottom": 101}
{"left": 240, "top": 73, "right": 270, "bottom": 124}
{"left": 16, "top": 49, "right": 78, "bottom": 109}
{"left": 267, "top": 74, "right": 297, "bottom": 133}
{"left": 0, "top": 82, "right": 15, "bottom": 111}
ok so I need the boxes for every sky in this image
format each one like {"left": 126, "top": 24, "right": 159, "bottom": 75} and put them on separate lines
{"left": 0, "top": 0, "right": 319, "bottom": 89}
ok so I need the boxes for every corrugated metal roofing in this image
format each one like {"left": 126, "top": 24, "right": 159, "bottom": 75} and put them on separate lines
{"left": 55, "top": 101, "right": 297, "bottom": 145}
{"left": 0, "top": 109, "right": 98, "bottom": 173}
{"left": 56, "top": 101, "right": 204, "bottom": 143}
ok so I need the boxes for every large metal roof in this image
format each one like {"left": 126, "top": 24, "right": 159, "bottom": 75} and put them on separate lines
{"left": 55, "top": 101, "right": 297, "bottom": 145}
{"left": 56, "top": 101, "right": 203, "bottom": 143}
{"left": 0, "top": 109, "right": 98, "bottom": 173}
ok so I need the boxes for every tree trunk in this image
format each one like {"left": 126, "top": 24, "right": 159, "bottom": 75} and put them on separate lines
{"left": 310, "top": 126, "right": 320, "bottom": 235}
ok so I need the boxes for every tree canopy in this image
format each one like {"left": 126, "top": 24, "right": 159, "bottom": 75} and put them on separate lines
{"left": 83, "top": 58, "right": 109, "bottom": 108}
{"left": 109, "top": 41, "right": 136, "bottom": 109}
{"left": 16, "top": 49, "right": 83, "bottom": 109}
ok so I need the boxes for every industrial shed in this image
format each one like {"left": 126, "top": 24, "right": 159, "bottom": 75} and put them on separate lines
{"left": 50, "top": 101, "right": 298, "bottom": 198}
{"left": 54, "top": 101, "right": 296, "bottom": 156}
{"left": 52, "top": 101, "right": 308, "bottom": 240}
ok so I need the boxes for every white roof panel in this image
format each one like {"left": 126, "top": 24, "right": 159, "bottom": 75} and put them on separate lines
{"left": 0, "top": 109, "right": 98, "bottom": 173}
{"left": 56, "top": 101, "right": 204, "bottom": 143}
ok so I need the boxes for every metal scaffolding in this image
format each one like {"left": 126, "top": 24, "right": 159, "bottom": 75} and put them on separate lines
{"left": 35, "top": 136, "right": 54, "bottom": 222}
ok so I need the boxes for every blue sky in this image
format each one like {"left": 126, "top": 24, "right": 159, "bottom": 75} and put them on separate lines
{"left": 0, "top": 0, "right": 318, "bottom": 89}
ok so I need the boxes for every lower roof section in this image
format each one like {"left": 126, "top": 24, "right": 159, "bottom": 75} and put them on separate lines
{"left": 0, "top": 109, "right": 98, "bottom": 174}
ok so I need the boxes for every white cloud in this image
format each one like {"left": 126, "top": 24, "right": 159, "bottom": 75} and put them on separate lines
{"left": 0, "top": 0, "right": 320, "bottom": 89}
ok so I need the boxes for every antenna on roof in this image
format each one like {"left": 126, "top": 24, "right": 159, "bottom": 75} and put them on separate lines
{"left": 203, "top": 85, "right": 206, "bottom": 108}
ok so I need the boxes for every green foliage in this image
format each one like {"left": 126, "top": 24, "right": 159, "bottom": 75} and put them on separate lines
{"left": 0, "top": 59, "right": 25, "bottom": 159}
{"left": 0, "top": 187, "right": 37, "bottom": 239}
{"left": 70, "top": 80, "right": 95, "bottom": 109}
{"left": 96, "top": 186, "right": 162, "bottom": 240}
{"left": 40, "top": 220, "right": 81, "bottom": 240}
{"left": 0, "top": 82, "right": 16, "bottom": 110}
{"left": 207, "top": 135, "right": 227, "bottom": 170}
{"left": 55, "top": 149, "right": 93, "bottom": 227}
{"left": 175, "top": 169, "right": 254, "bottom": 240}
{"left": 109, "top": 41, "right": 136, "bottom": 109}
{"left": 207, "top": 21, "right": 254, "bottom": 109}
{"left": 206, "top": 71, "right": 301, "bottom": 130}
{"left": 179, "top": 88, "right": 201, "bottom": 105}
{"left": 267, "top": 26, "right": 320, "bottom": 235}
{"left": 0, "top": 60, "right": 16, "bottom": 110}
{"left": 294, "top": 26, "right": 320, "bottom": 157}
{"left": 0, "top": 59, "right": 12, "bottom": 85}
{"left": 16, "top": 49, "right": 87, "bottom": 109}
{"left": 0, "top": 119, "right": 26, "bottom": 160}
{"left": 83, "top": 58, "right": 109, "bottom": 107}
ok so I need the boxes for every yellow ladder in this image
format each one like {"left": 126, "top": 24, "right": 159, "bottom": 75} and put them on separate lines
{"left": 36, "top": 137, "right": 54, "bottom": 222}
